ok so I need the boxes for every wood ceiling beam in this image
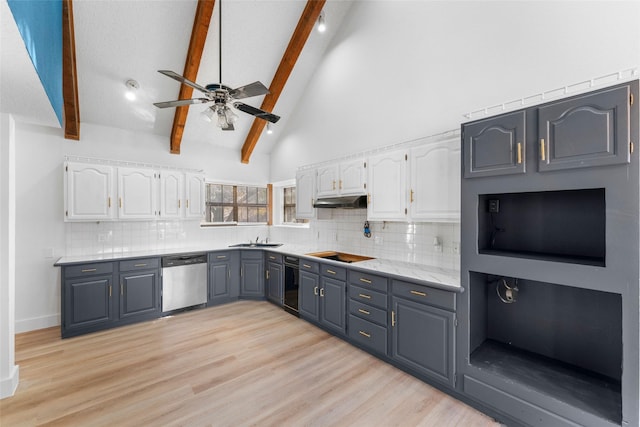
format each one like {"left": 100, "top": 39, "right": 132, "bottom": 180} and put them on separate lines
{"left": 170, "top": 0, "right": 216, "bottom": 154}
{"left": 62, "top": 0, "right": 80, "bottom": 140}
{"left": 240, "top": 0, "right": 326, "bottom": 164}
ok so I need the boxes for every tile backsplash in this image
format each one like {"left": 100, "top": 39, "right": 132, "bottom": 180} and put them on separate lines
{"left": 65, "top": 210, "right": 459, "bottom": 271}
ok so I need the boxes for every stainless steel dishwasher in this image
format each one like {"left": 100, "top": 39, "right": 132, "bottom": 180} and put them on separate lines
{"left": 161, "top": 253, "right": 208, "bottom": 312}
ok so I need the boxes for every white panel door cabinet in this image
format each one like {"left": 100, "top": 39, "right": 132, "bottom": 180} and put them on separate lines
{"left": 367, "top": 150, "right": 407, "bottom": 221}
{"left": 117, "top": 167, "right": 157, "bottom": 220}
{"left": 409, "top": 139, "right": 460, "bottom": 222}
{"left": 159, "top": 171, "right": 184, "bottom": 219}
{"left": 296, "top": 168, "right": 316, "bottom": 219}
{"left": 316, "top": 159, "right": 367, "bottom": 198}
{"left": 65, "top": 162, "right": 115, "bottom": 221}
{"left": 185, "top": 173, "right": 205, "bottom": 219}
{"left": 316, "top": 164, "right": 339, "bottom": 198}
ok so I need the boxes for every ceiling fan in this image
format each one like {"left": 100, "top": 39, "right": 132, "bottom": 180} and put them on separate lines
{"left": 153, "top": 1, "right": 280, "bottom": 131}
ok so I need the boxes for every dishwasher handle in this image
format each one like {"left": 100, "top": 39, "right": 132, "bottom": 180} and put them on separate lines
{"left": 162, "top": 253, "right": 207, "bottom": 268}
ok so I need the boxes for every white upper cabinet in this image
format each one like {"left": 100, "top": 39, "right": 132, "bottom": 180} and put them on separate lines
{"left": 367, "top": 150, "right": 407, "bottom": 221}
{"left": 296, "top": 168, "right": 316, "bottom": 219}
{"left": 409, "top": 139, "right": 460, "bottom": 222}
{"left": 117, "top": 167, "right": 157, "bottom": 220}
{"left": 65, "top": 162, "right": 115, "bottom": 221}
{"left": 339, "top": 159, "right": 367, "bottom": 196}
{"left": 185, "top": 173, "right": 205, "bottom": 219}
{"left": 159, "top": 171, "right": 184, "bottom": 219}
{"left": 316, "top": 159, "right": 367, "bottom": 198}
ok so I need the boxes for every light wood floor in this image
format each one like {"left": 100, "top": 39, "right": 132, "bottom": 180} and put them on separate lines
{"left": 1, "top": 301, "right": 500, "bottom": 426}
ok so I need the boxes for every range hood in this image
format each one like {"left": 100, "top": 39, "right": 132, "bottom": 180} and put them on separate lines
{"left": 313, "top": 195, "right": 367, "bottom": 209}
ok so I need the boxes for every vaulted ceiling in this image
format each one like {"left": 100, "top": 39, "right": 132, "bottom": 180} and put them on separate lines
{"left": 0, "top": 0, "right": 353, "bottom": 161}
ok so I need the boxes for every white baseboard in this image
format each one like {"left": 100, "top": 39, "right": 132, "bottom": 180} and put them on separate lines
{"left": 0, "top": 365, "right": 19, "bottom": 399}
{"left": 15, "top": 314, "right": 59, "bottom": 334}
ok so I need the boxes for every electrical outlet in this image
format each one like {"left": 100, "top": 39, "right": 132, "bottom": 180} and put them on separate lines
{"left": 374, "top": 236, "right": 383, "bottom": 245}
{"left": 452, "top": 242, "right": 460, "bottom": 254}
{"left": 97, "top": 233, "right": 107, "bottom": 242}
{"left": 488, "top": 199, "right": 500, "bottom": 213}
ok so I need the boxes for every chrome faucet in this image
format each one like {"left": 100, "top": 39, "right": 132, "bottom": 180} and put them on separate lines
{"left": 256, "top": 236, "right": 260, "bottom": 243}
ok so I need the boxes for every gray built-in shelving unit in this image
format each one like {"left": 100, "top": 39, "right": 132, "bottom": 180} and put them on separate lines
{"left": 459, "top": 80, "right": 639, "bottom": 427}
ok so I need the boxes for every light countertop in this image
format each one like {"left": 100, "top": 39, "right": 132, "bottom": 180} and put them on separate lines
{"left": 55, "top": 243, "right": 461, "bottom": 292}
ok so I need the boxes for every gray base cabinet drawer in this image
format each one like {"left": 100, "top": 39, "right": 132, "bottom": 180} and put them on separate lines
{"left": 349, "top": 314, "right": 387, "bottom": 356}
{"left": 349, "top": 300, "right": 387, "bottom": 326}
{"left": 65, "top": 262, "right": 113, "bottom": 278}
{"left": 265, "top": 252, "right": 283, "bottom": 263}
{"left": 321, "top": 264, "right": 347, "bottom": 281}
{"left": 300, "top": 260, "right": 319, "bottom": 274}
{"left": 349, "top": 271, "right": 388, "bottom": 293}
{"left": 350, "top": 284, "right": 387, "bottom": 309}
{"left": 392, "top": 280, "right": 455, "bottom": 311}
{"left": 119, "top": 257, "right": 160, "bottom": 271}
{"left": 209, "top": 251, "right": 232, "bottom": 262}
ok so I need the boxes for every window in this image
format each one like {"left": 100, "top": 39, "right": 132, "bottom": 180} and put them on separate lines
{"left": 205, "top": 183, "right": 268, "bottom": 224}
{"left": 282, "top": 186, "right": 308, "bottom": 224}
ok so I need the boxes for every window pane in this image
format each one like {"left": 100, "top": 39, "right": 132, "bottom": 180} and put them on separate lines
{"left": 284, "top": 188, "right": 292, "bottom": 205}
{"left": 247, "top": 207, "right": 257, "bottom": 222}
{"left": 257, "top": 187, "right": 267, "bottom": 204}
{"left": 237, "top": 186, "right": 247, "bottom": 204}
{"left": 209, "top": 184, "right": 222, "bottom": 203}
{"left": 258, "top": 207, "right": 267, "bottom": 223}
{"left": 223, "top": 206, "right": 235, "bottom": 222}
{"left": 247, "top": 187, "right": 258, "bottom": 204}
{"left": 238, "top": 206, "right": 247, "bottom": 222}
{"left": 223, "top": 185, "right": 234, "bottom": 204}
{"left": 209, "top": 206, "right": 223, "bottom": 222}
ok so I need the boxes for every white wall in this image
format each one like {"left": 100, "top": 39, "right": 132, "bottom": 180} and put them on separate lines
{"left": 13, "top": 122, "right": 270, "bottom": 332}
{"left": 0, "top": 113, "right": 19, "bottom": 398}
{"left": 270, "top": 1, "right": 640, "bottom": 181}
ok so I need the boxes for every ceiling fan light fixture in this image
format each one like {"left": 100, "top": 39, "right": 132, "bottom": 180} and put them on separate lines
{"left": 125, "top": 79, "right": 139, "bottom": 101}
{"left": 225, "top": 107, "right": 239, "bottom": 124}
{"left": 217, "top": 109, "right": 229, "bottom": 128}
{"left": 201, "top": 106, "right": 215, "bottom": 122}
{"left": 317, "top": 11, "right": 326, "bottom": 33}
{"left": 266, "top": 123, "right": 273, "bottom": 135}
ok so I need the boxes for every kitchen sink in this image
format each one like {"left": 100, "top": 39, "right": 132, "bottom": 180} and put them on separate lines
{"left": 306, "top": 251, "right": 374, "bottom": 263}
{"left": 228, "top": 243, "right": 284, "bottom": 248}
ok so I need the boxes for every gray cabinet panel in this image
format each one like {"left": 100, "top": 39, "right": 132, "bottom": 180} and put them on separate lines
{"left": 463, "top": 110, "right": 526, "bottom": 178}
{"left": 350, "top": 284, "right": 387, "bottom": 309}
{"left": 392, "top": 297, "right": 455, "bottom": 387}
{"left": 65, "top": 275, "right": 113, "bottom": 332}
{"left": 349, "top": 270, "right": 388, "bottom": 293}
{"left": 266, "top": 261, "right": 283, "bottom": 306}
{"left": 538, "top": 85, "right": 630, "bottom": 172}
{"left": 119, "top": 271, "right": 159, "bottom": 319}
{"left": 299, "top": 271, "right": 319, "bottom": 319}
{"left": 119, "top": 257, "right": 160, "bottom": 271}
{"left": 349, "top": 299, "right": 387, "bottom": 326}
{"left": 392, "top": 280, "right": 456, "bottom": 311}
{"left": 65, "top": 262, "right": 113, "bottom": 278}
{"left": 320, "top": 276, "right": 346, "bottom": 334}
{"left": 209, "top": 262, "right": 231, "bottom": 305}
{"left": 348, "top": 314, "right": 387, "bottom": 356}
{"left": 240, "top": 251, "right": 264, "bottom": 297}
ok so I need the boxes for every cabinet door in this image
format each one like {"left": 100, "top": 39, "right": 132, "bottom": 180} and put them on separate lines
{"left": 65, "top": 162, "right": 115, "bottom": 221}
{"left": 320, "top": 277, "right": 347, "bottom": 335}
{"left": 266, "top": 262, "right": 284, "bottom": 305}
{"left": 367, "top": 150, "right": 407, "bottom": 221}
{"left": 299, "top": 271, "right": 319, "bottom": 320}
{"left": 119, "top": 271, "right": 159, "bottom": 319}
{"left": 209, "top": 261, "right": 231, "bottom": 305}
{"left": 240, "top": 258, "right": 264, "bottom": 297}
{"left": 339, "top": 159, "right": 367, "bottom": 196}
{"left": 316, "top": 165, "right": 339, "bottom": 198}
{"left": 538, "top": 84, "right": 631, "bottom": 172}
{"left": 159, "top": 171, "right": 184, "bottom": 219}
{"left": 391, "top": 297, "right": 455, "bottom": 387}
{"left": 410, "top": 140, "right": 460, "bottom": 222}
{"left": 462, "top": 110, "right": 526, "bottom": 178}
{"left": 117, "top": 167, "right": 157, "bottom": 219}
{"left": 64, "top": 275, "right": 113, "bottom": 332}
{"left": 185, "top": 173, "right": 205, "bottom": 219}
{"left": 296, "top": 169, "right": 316, "bottom": 219}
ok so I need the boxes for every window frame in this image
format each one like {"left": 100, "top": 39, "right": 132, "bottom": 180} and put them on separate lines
{"left": 203, "top": 182, "right": 269, "bottom": 226}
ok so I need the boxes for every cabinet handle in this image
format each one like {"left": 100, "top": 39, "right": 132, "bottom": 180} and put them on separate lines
{"left": 358, "top": 293, "right": 371, "bottom": 299}
{"left": 178, "top": 200, "right": 181, "bottom": 208}
{"left": 81, "top": 268, "right": 97, "bottom": 273}
{"left": 320, "top": 288, "right": 325, "bottom": 297}
{"left": 240, "top": 268, "right": 243, "bottom": 278}
{"left": 326, "top": 269, "right": 336, "bottom": 275}
{"left": 540, "top": 138, "right": 546, "bottom": 161}
{"left": 120, "top": 284, "right": 124, "bottom": 295}
{"left": 216, "top": 255, "right": 226, "bottom": 259}
{"left": 367, "top": 193, "right": 371, "bottom": 204}
{"left": 314, "top": 286, "right": 318, "bottom": 296}
{"left": 410, "top": 290, "right": 427, "bottom": 297}
{"left": 410, "top": 189, "right": 414, "bottom": 203}
{"left": 303, "top": 264, "right": 312, "bottom": 269}
{"left": 119, "top": 198, "right": 122, "bottom": 208}
{"left": 266, "top": 270, "right": 269, "bottom": 280}
{"left": 358, "top": 330, "right": 371, "bottom": 338}
{"left": 269, "top": 256, "right": 276, "bottom": 260}
{"left": 392, "top": 310, "right": 396, "bottom": 327}
{"left": 332, "top": 180, "right": 336, "bottom": 190}
{"left": 134, "top": 263, "right": 147, "bottom": 267}
{"left": 228, "top": 270, "right": 230, "bottom": 279}
{"left": 108, "top": 197, "right": 111, "bottom": 208}
{"left": 186, "top": 200, "right": 190, "bottom": 209}
{"left": 358, "top": 308, "right": 370, "bottom": 315}
{"left": 517, "top": 142, "right": 522, "bottom": 164}
{"left": 109, "top": 285, "right": 112, "bottom": 297}
{"left": 359, "top": 278, "right": 372, "bottom": 284}
{"left": 339, "top": 180, "right": 342, "bottom": 190}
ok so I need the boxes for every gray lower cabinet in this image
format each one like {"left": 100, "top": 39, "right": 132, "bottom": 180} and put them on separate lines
{"left": 319, "top": 275, "right": 346, "bottom": 335}
{"left": 240, "top": 250, "right": 264, "bottom": 298}
{"left": 391, "top": 280, "right": 456, "bottom": 388}
{"left": 299, "top": 269, "right": 320, "bottom": 319}
{"left": 119, "top": 259, "right": 160, "bottom": 321}
{"left": 347, "top": 270, "right": 389, "bottom": 355}
{"left": 61, "top": 257, "right": 161, "bottom": 338}
{"left": 208, "top": 251, "right": 239, "bottom": 306}
{"left": 266, "top": 253, "right": 284, "bottom": 306}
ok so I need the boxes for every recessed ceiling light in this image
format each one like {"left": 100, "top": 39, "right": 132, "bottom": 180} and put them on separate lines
{"left": 317, "top": 11, "right": 326, "bottom": 33}
{"left": 125, "top": 79, "right": 139, "bottom": 101}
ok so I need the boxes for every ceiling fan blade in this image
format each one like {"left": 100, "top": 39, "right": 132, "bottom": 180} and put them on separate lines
{"left": 157, "top": 70, "right": 210, "bottom": 94}
{"left": 153, "top": 98, "right": 209, "bottom": 108}
{"left": 228, "top": 81, "right": 270, "bottom": 99}
{"left": 233, "top": 102, "right": 280, "bottom": 123}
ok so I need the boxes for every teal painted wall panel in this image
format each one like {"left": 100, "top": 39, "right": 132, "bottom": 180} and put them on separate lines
{"left": 8, "top": 0, "right": 63, "bottom": 126}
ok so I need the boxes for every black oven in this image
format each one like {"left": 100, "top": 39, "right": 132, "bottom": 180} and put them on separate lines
{"left": 283, "top": 256, "right": 299, "bottom": 316}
